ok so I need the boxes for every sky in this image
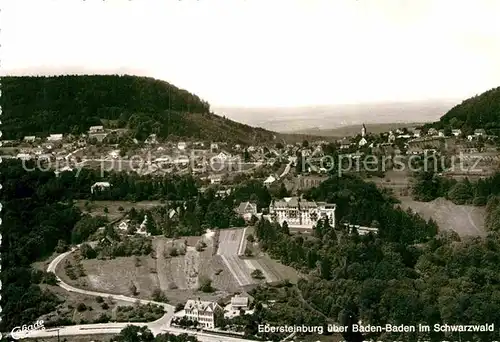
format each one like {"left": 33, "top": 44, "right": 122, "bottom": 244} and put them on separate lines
{"left": 1, "top": 0, "right": 500, "bottom": 107}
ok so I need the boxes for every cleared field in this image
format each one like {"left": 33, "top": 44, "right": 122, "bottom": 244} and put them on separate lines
{"left": 73, "top": 255, "right": 160, "bottom": 299}
{"left": 217, "top": 228, "right": 246, "bottom": 256}
{"left": 217, "top": 227, "right": 299, "bottom": 286}
{"left": 75, "top": 200, "right": 163, "bottom": 221}
{"left": 57, "top": 236, "right": 237, "bottom": 305}
{"left": 398, "top": 197, "right": 486, "bottom": 237}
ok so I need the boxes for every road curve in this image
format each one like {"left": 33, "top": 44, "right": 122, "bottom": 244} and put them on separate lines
{"left": 35, "top": 246, "right": 257, "bottom": 342}
{"left": 47, "top": 248, "right": 173, "bottom": 313}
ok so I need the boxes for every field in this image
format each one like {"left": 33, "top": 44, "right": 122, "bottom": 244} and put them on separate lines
{"left": 217, "top": 228, "right": 299, "bottom": 286}
{"left": 57, "top": 252, "right": 161, "bottom": 299}
{"left": 56, "top": 228, "right": 299, "bottom": 306}
{"left": 398, "top": 197, "right": 486, "bottom": 237}
{"left": 369, "top": 169, "right": 412, "bottom": 197}
{"left": 74, "top": 200, "right": 163, "bottom": 221}
{"left": 57, "top": 235, "right": 240, "bottom": 305}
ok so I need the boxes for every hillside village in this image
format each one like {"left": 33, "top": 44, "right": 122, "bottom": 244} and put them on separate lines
{"left": 4, "top": 77, "right": 500, "bottom": 342}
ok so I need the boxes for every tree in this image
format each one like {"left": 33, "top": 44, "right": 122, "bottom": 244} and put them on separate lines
{"left": 443, "top": 126, "right": 452, "bottom": 137}
{"left": 145, "top": 212, "right": 158, "bottom": 235}
{"left": 112, "top": 326, "right": 155, "bottom": 342}
{"left": 152, "top": 288, "right": 168, "bottom": 303}
{"left": 251, "top": 269, "right": 265, "bottom": 279}
{"left": 199, "top": 277, "right": 215, "bottom": 292}
{"left": 55, "top": 239, "right": 69, "bottom": 253}
{"left": 244, "top": 247, "right": 253, "bottom": 257}
{"left": 447, "top": 181, "right": 473, "bottom": 205}
{"left": 130, "top": 282, "right": 138, "bottom": 296}
{"left": 247, "top": 234, "right": 255, "bottom": 243}
{"left": 281, "top": 221, "right": 290, "bottom": 235}
{"left": 80, "top": 243, "right": 97, "bottom": 259}
{"left": 278, "top": 182, "right": 289, "bottom": 198}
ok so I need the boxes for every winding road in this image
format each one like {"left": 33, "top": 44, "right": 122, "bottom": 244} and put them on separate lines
{"left": 15, "top": 246, "right": 257, "bottom": 342}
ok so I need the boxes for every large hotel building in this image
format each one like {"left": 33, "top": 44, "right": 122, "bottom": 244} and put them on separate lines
{"left": 269, "top": 197, "right": 336, "bottom": 229}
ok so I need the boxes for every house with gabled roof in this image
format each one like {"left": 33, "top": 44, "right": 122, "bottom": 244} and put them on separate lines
{"left": 235, "top": 201, "right": 257, "bottom": 221}
{"left": 184, "top": 299, "right": 223, "bottom": 329}
{"left": 91, "top": 181, "right": 111, "bottom": 194}
{"left": 88, "top": 125, "right": 104, "bottom": 134}
{"left": 231, "top": 294, "right": 249, "bottom": 311}
{"left": 47, "top": 133, "right": 63, "bottom": 142}
{"left": 263, "top": 175, "right": 276, "bottom": 186}
{"left": 474, "top": 129, "right": 486, "bottom": 136}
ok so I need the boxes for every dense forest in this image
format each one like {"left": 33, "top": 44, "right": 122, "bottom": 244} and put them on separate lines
{"left": 412, "top": 171, "right": 500, "bottom": 205}
{"left": 250, "top": 175, "right": 500, "bottom": 342}
{"left": 429, "top": 85, "right": 500, "bottom": 134}
{"left": 0, "top": 75, "right": 275, "bottom": 143}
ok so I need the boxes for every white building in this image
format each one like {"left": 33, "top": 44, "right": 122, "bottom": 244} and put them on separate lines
{"left": 230, "top": 295, "right": 249, "bottom": 311}
{"left": 210, "top": 142, "right": 219, "bottom": 151}
{"left": 16, "top": 153, "right": 31, "bottom": 160}
{"left": 452, "top": 129, "right": 462, "bottom": 137}
{"left": 209, "top": 174, "right": 222, "bottom": 184}
{"left": 346, "top": 224, "right": 379, "bottom": 236}
{"left": 47, "top": 134, "right": 63, "bottom": 142}
{"left": 91, "top": 181, "right": 111, "bottom": 194}
{"left": 145, "top": 134, "right": 158, "bottom": 144}
{"left": 269, "top": 197, "right": 336, "bottom": 229}
{"left": 174, "top": 156, "right": 190, "bottom": 166}
{"left": 88, "top": 126, "right": 104, "bottom": 134}
{"left": 474, "top": 129, "right": 486, "bottom": 136}
{"left": 236, "top": 202, "right": 258, "bottom": 221}
{"left": 177, "top": 142, "right": 187, "bottom": 150}
{"left": 216, "top": 151, "right": 231, "bottom": 161}
{"left": 358, "top": 137, "right": 368, "bottom": 147}
{"left": 184, "top": 299, "right": 223, "bottom": 329}
{"left": 118, "top": 220, "right": 130, "bottom": 231}
{"left": 23, "top": 136, "right": 37, "bottom": 143}
{"left": 263, "top": 175, "right": 276, "bottom": 186}
{"left": 109, "top": 150, "right": 120, "bottom": 159}
{"left": 427, "top": 128, "right": 438, "bottom": 136}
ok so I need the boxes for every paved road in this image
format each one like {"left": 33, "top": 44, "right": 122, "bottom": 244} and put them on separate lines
{"left": 279, "top": 160, "right": 293, "bottom": 179}
{"left": 29, "top": 246, "right": 257, "bottom": 342}
{"left": 42, "top": 247, "right": 173, "bottom": 335}
{"left": 24, "top": 325, "right": 257, "bottom": 341}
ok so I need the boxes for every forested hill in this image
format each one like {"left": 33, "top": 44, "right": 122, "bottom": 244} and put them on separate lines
{"left": 437, "top": 86, "right": 500, "bottom": 132}
{"left": 0, "top": 75, "right": 276, "bottom": 143}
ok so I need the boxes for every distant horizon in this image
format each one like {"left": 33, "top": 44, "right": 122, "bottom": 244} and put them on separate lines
{"left": 3, "top": 71, "right": 468, "bottom": 109}
{"left": 3, "top": 0, "right": 500, "bottom": 107}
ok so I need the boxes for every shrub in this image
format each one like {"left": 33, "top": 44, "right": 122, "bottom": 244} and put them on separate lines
{"left": 76, "top": 303, "right": 87, "bottom": 312}
{"left": 199, "top": 277, "right": 215, "bottom": 293}
{"left": 251, "top": 269, "right": 264, "bottom": 279}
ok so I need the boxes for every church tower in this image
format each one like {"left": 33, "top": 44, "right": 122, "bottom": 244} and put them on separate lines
{"left": 361, "top": 123, "right": 367, "bottom": 137}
